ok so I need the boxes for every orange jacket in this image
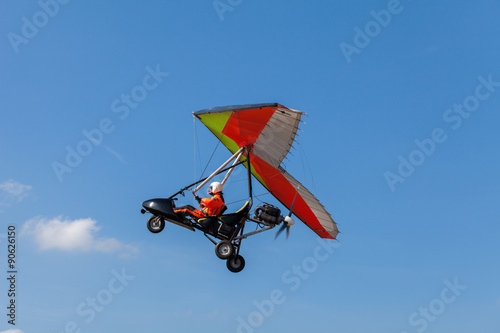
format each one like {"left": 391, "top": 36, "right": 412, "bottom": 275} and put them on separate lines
{"left": 200, "top": 193, "right": 225, "bottom": 216}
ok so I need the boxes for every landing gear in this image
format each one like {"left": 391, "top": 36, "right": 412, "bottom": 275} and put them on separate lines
{"left": 226, "top": 255, "right": 245, "bottom": 273}
{"left": 215, "top": 240, "right": 234, "bottom": 259}
{"left": 147, "top": 215, "right": 165, "bottom": 233}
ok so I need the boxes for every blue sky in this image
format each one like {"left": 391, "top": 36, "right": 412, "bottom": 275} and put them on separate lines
{"left": 1, "top": 0, "right": 500, "bottom": 332}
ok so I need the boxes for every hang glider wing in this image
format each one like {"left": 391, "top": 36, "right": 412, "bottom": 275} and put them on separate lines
{"left": 193, "top": 103, "right": 338, "bottom": 239}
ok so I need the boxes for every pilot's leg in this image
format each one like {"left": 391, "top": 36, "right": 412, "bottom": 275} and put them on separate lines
{"left": 175, "top": 205, "right": 205, "bottom": 219}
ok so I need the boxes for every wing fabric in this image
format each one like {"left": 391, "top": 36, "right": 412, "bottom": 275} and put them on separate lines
{"left": 193, "top": 103, "right": 338, "bottom": 239}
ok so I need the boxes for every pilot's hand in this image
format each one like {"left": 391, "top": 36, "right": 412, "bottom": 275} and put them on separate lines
{"left": 194, "top": 194, "right": 201, "bottom": 202}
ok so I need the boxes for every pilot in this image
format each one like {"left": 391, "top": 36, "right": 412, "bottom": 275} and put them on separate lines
{"left": 175, "top": 182, "right": 226, "bottom": 219}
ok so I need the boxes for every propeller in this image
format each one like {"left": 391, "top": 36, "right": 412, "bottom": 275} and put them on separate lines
{"left": 275, "top": 191, "right": 298, "bottom": 240}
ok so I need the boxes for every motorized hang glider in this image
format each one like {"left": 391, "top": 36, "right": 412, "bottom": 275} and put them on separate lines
{"left": 141, "top": 103, "right": 338, "bottom": 273}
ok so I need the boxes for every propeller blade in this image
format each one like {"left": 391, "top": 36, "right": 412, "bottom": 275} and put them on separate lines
{"left": 284, "top": 216, "right": 295, "bottom": 240}
{"left": 288, "top": 191, "right": 298, "bottom": 217}
{"left": 276, "top": 190, "right": 298, "bottom": 241}
{"left": 274, "top": 223, "right": 286, "bottom": 240}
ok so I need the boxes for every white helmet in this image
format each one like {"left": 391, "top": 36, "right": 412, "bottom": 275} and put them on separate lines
{"left": 208, "top": 182, "right": 223, "bottom": 195}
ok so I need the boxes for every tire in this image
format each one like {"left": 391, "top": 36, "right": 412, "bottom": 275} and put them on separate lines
{"left": 226, "top": 255, "right": 245, "bottom": 273}
{"left": 147, "top": 215, "right": 165, "bottom": 233}
{"left": 215, "top": 240, "right": 234, "bottom": 259}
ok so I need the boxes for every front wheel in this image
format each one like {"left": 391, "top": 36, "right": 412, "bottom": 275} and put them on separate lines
{"left": 226, "top": 255, "right": 245, "bottom": 273}
{"left": 147, "top": 215, "right": 165, "bottom": 233}
{"left": 215, "top": 240, "right": 234, "bottom": 259}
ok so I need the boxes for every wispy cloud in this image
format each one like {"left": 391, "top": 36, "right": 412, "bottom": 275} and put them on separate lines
{"left": 0, "top": 179, "right": 32, "bottom": 207}
{"left": 0, "top": 329, "right": 24, "bottom": 333}
{"left": 204, "top": 308, "right": 220, "bottom": 319}
{"left": 21, "top": 217, "right": 138, "bottom": 258}
{"left": 103, "top": 145, "right": 127, "bottom": 165}
{"left": 172, "top": 308, "right": 193, "bottom": 318}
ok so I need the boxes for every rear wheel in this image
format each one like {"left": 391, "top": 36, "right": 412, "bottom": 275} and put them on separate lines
{"left": 215, "top": 240, "right": 234, "bottom": 259}
{"left": 226, "top": 255, "right": 245, "bottom": 273}
{"left": 147, "top": 215, "right": 165, "bottom": 233}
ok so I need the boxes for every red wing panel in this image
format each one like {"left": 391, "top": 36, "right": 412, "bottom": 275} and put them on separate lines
{"left": 222, "top": 107, "right": 276, "bottom": 147}
{"left": 249, "top": 153, "right": 335, "bottom": 239}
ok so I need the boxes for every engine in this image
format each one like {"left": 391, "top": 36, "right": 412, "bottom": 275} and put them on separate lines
{"left": 254, "top": 204, "right": 284, "bottom": 226}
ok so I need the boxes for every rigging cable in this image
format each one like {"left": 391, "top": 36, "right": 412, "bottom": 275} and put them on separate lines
{"left": 193, "top": 116, "right": 203, "bottom": 182}
{"left": 199, "top": 140, "right": 220, "bottom": 180}
{"left": 298, "top": 143, "right": 316, "bottom": 193}
{"left": 194, "top": 116, "right": 221, "bottom": 182}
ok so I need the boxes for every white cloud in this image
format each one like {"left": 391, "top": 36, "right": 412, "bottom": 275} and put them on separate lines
{"left": 0, "top": 179, "right": 32, "bottom": 207}
{"left": 0, "top": 329, "right": 24, "bottom": 333}
{"left": 21, "top": 217, "right": 138, "bottom": 258}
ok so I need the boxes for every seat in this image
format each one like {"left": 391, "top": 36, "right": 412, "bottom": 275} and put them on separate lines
{"left": 196, "top": 202, "right": 250, "bottom": 236}
{"left": 196, "top": 205, "right": 227, "bottom": 230}
{"left": 218, "top": 201, "right": 251, "bottom": 227}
